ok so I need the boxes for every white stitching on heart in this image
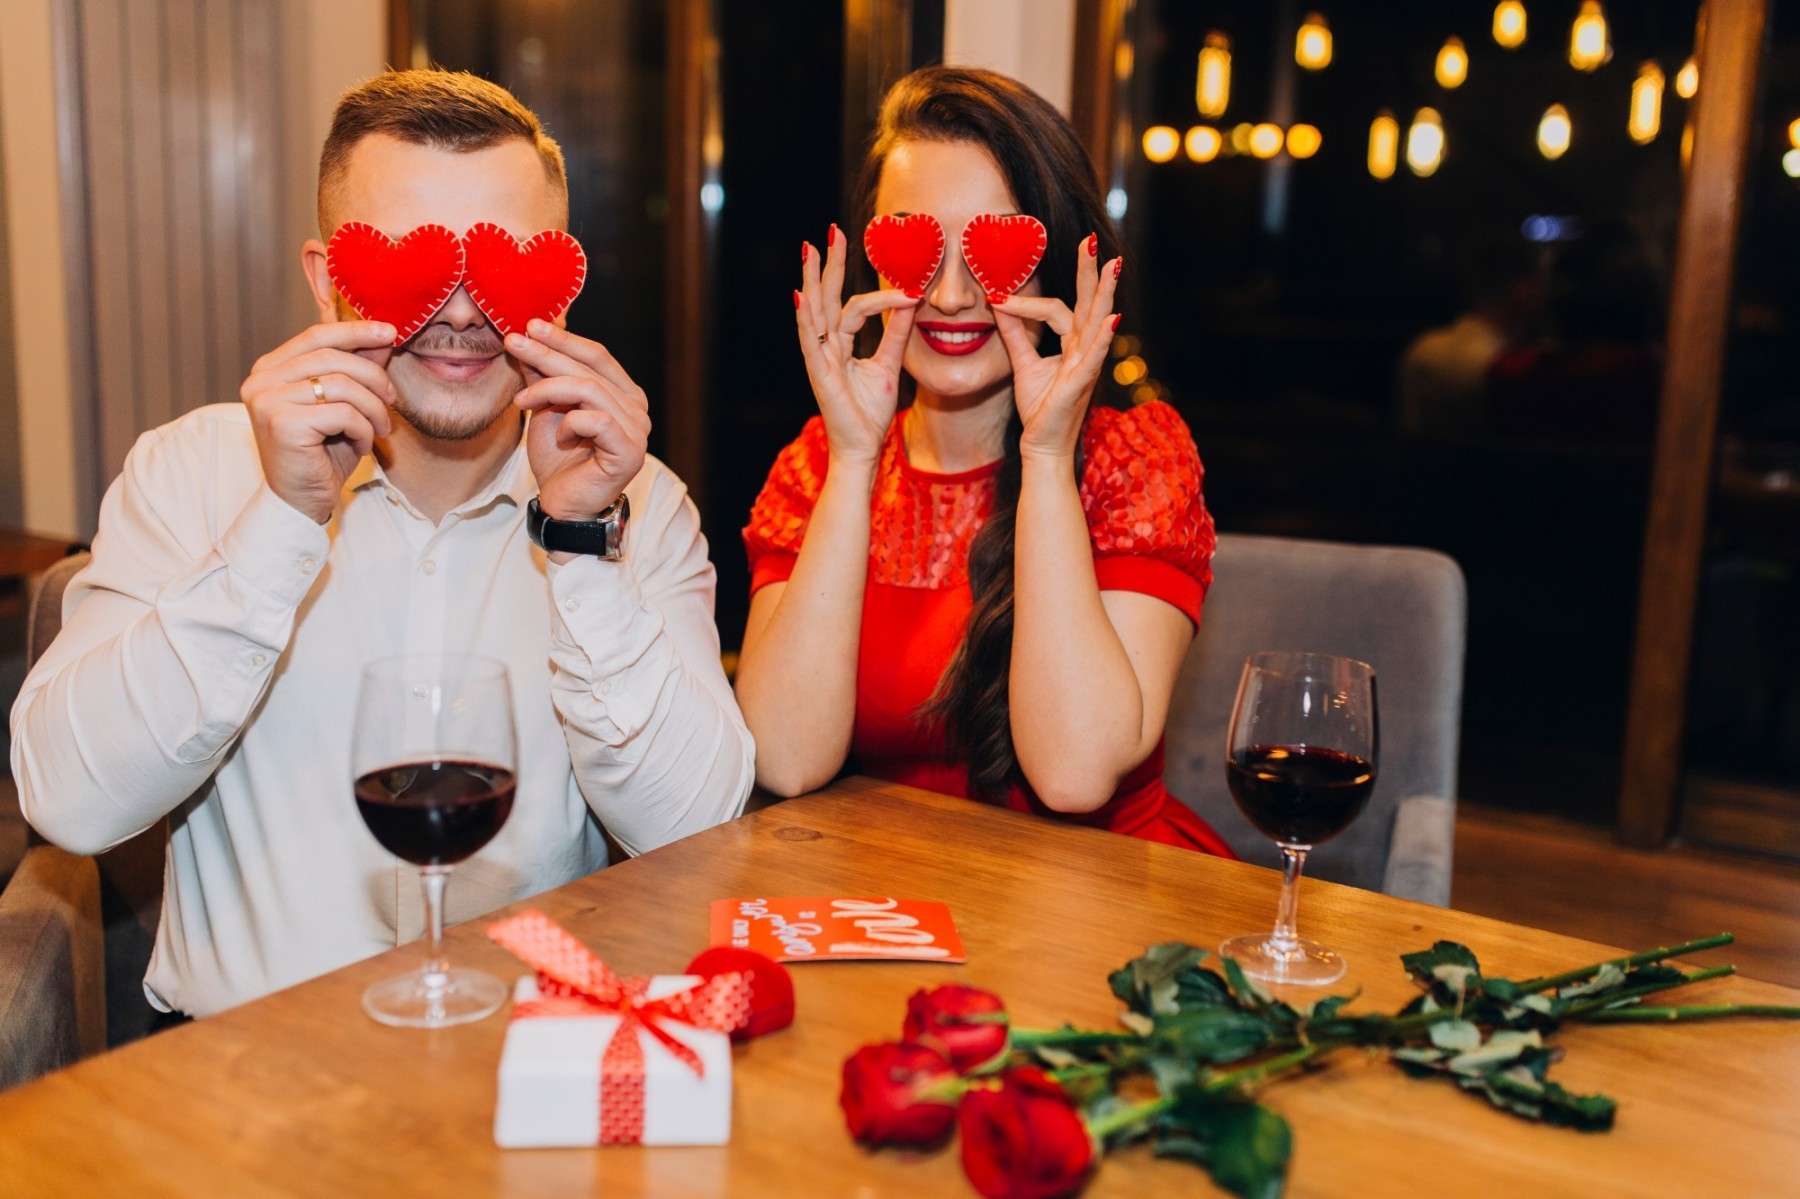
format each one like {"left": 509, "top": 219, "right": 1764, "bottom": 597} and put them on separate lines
{"left": 460, "top": 222, "right": 589, "bottom": 337}
{"left": 959, "top": 213, "right": 1048, "bottom": 303}
{"left": 325, "top": 222, "right": 464, "bottom": 346}
{"left": 863, "top": 214, "right": 946, "bottom": 297}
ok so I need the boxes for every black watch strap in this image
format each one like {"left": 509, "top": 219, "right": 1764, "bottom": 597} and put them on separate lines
{"left": 527, "top": 495, "right": 629, "bottom": 559}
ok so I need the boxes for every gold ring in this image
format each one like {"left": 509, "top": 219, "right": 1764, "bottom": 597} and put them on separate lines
{"left": 308, "top": 376, "right": 326, "bottom": 402}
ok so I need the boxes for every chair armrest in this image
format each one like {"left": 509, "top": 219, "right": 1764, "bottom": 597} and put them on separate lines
{"left": 1383, "top": 794, "right": 1456, "bottom": 907}
{"left": 0, "top": 844, "right": 104, "bottom": 1090}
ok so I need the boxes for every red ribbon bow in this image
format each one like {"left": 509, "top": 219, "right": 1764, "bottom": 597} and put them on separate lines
{"left": 488, "top": 910, "right": 751, "bottom": 1144}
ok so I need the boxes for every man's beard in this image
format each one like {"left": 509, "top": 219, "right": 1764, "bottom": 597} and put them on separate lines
{"left": 390, "top": 328, "right": 521, "bottom": 442}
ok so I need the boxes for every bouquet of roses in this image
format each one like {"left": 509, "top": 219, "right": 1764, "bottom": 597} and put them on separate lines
{"left": 838, "top": 933, "right": 1799, "bottom": 1199}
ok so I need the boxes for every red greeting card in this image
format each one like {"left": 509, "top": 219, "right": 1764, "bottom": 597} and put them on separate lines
{"left": 708, "top": 897, "right": 967, "bottom": 964}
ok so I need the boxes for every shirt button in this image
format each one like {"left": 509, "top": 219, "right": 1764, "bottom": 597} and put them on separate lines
{"left": 420, "top": 559, "right": 437, "bottom": 575}
{"left": 565, "top": 597, "right": 581, "bottom": 612}
{"left": 299, "top": 556, "right": 316, "bottom": 573}
{"left": 251, "top": 653, "right": 267, "bottom": 668}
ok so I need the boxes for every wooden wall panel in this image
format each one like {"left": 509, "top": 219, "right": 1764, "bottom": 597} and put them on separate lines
{"left": 65, "top": 0, "right": 290, "bottom": 484}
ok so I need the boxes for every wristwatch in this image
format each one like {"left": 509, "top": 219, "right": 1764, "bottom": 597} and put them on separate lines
{"left": 526, "top": 495, "right": 629, "bottom": 560}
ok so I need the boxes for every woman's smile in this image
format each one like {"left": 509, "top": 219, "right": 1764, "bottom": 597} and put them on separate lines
{"left": 916, "top": 320, "right": 997, "bottom": 357}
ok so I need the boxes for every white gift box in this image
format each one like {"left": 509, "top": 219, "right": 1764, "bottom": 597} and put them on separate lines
{"left": 493, "top": 975, "right": 733, "bottom": 1148}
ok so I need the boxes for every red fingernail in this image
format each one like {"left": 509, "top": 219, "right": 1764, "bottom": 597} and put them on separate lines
{"left": 1113, "top": 257, "right": 1124, "bottom": 279}
{"left": 1086, "top": 233, "right": 1098, "bottom": 257}
{"left": 1110, "top": 313, "right": 1122, "bottom": 331}
{"left": 801, "top": 242, "right": 810, "bottom": 266}
{"left": 793, "top": 289, "right": 802, "bottom": 310}
{"left": 827, "top": 224, "right": 838, "bottom": 248}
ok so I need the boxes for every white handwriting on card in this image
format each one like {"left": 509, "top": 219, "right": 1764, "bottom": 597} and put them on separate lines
{"left": 828, "top": 898, "right": 942, "bottom": 946}
{"left": 734, "top": 898, "right": 821, "bottom": 957}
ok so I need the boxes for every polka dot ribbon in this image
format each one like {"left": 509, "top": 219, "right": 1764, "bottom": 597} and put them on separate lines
{"left": 488, "top": 909, "right": 752, "bottom": 1144}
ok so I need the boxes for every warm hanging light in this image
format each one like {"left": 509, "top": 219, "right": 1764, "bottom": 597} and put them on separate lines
{"left": 1569, "top": 1, "right": 1608, "bottom": 72}
{"left": 1197, "top": 32, "right": 1231, "bottom": 117}
{"left": 1296, "top": 12, "right": 1332, "bottom": 71}
{"left": 1787, "top": 117, "right": 1800, "bottom": 149}
{"left": 1249, "top": 123, "right": 1285, "bottom": 159}
{"left": 1674, "top": 56, "right": 1698, "bottom": 99}
{"left": 1538, "top": 104, "right": 1572, "bottom": 159}
{"left": 1493, "top": 1, "right": 1527, "bottom": 49}
{"left": 1628, "top": 62, "right": 1664, "bottom": 144}
{"left": 1368, "top": 110, "right": 1399, "bottom": 179}
{"left": 1142, "top": 125, "right": 1180, "bottom": 163}
{"left": 1286, "top": 124, "right": 1323, "bottom": 159}
{"left": 1229, "top": 123, "right": 1255, "bottom": 154}
{"left": 1435, "top": 37, "right": 1469, "bottom": 89}
{"left": 1185, "top": 125, "right": 1222, "bottom": 162}
{"left": 1681, "top": 120, "right": 1694, "bottom": 169}
{"left": 1783, "top": 149, "right": 1800, "bottom": 179}
{"left": 1112, "top": 356, "right": 1148, "bottom": 386}
{"left": 1405, "top": 107, "right": 1445, "bottom": 177}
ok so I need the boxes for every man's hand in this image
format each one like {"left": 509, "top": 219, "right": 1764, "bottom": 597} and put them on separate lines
{"left": 241, "top": 322, "right": 398, "bottom": 524}
{"left": 510, "top": 319, "right": 651, "bottom": 524}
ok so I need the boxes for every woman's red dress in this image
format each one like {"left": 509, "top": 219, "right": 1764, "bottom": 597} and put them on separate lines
{"left": 744, "top": 399, "right": 1235, "bottom": 857}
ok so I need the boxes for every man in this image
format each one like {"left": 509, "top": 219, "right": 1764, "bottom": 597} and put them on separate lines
{"left": 9, "top": 70, "right": 754, "bottom": 1017}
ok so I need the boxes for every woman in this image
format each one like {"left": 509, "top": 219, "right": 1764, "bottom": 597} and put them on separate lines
{"left": 734, "top": 66, "right": 1232, "bottom": 855}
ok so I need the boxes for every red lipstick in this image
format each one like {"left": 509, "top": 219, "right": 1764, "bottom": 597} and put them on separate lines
{"left": 915, "top": 320, "right": 995, "bottom": 357}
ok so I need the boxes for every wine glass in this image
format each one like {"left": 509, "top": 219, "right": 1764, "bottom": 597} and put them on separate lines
{"left": 1218, "top": 651, "right": 1378, "bottom": 986}
{"left": 351, "top": 654, "right": 518, "bottom": 1027}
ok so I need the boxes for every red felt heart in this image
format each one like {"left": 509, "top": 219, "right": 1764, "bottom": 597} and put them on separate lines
{"left": 325, "top": 222, "right": 464, "bottom": 346}
{"left": 863, "top": 213, "right": 946, "bottom": 298}
{"left": 460, "top": 223, "right": 589, "bottom": 337}
{"left": 960, "top": 213, "right": 1048, "bottom": 305}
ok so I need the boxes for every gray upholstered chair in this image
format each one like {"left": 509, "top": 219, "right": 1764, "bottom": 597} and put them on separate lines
{"left": 1164, "top": 534, "right": 1467, "bottom": 905}
{"left": 1, "top": 552, "right": 166, "bottom": 1090}
{"left": 1, "top": 552, "right": 105, "bottom": 1088}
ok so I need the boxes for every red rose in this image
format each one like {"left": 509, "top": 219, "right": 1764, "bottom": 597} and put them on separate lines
{"left": 684, "top": 946, "right": 795, "bottom": 1040}
{"left": 903, "top": 984, "right": 1009, "bottom": 1072}
{"left": 839, "top": 1042, "right": 961, "bottom": 1146}
{"left": 958, "top": 1068, "right": 1096, "bottom": 1199}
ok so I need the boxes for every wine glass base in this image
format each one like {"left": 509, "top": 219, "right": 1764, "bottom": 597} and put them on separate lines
{"left": 1218, "top": 933, "right": 1347, "bottom": 987}
{"left": 362, "top": 966, "right": 508, "bottom": 1028}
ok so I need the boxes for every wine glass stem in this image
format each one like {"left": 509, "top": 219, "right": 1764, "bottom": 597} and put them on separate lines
{"left": 420, "top": 865, "right": 450, "bottom": 993}
{"left": 1269, "top": 845, "right": 1309, "bottom": 957}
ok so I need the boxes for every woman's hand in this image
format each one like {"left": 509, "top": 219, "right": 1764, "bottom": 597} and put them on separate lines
{"left": 994, "top": 236, "right": 1122, "bottom": 464}
{"left": 795, "top": 225, "right": 922, "bottom": 468}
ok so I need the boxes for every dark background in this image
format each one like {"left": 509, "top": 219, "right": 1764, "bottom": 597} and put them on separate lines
{"left": 420, "top": 0, "right": 1798, "bottom": 826}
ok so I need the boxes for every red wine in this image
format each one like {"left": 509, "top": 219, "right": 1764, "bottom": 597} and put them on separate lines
{"left": 354, "top": 759, "right": 515, "bottom": 866}
{"left": 1227, "top": 745, "right": 1375, "bottom": 846}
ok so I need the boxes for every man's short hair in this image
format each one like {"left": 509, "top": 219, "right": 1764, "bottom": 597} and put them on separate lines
{"left": 317, "top": 69, "right": 568, "bottom": 231}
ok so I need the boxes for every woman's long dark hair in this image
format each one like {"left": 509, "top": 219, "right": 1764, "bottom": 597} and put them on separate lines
{"left": 848, "top": 66, "right": 1125, "bottom": 799}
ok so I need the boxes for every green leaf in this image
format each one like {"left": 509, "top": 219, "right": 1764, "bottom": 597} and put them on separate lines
{"left": 1557, "top": 963, "right": 1626, "bottom": 1000}
{"left": 1154, "top": 1008, "right": 1277, "bottom": 1064}
{"left": 1428, "top": 1019, "right": 1482, "bottom": 1052}
{"left": 1401, "top": 941, "right": 1482, "bottom": 987}
{"left": 1447, "top": 1029, "right": 1542, "bottom": 1074}
{"left": 1110, "top": 943, "right": 1235, "bottom": 1017}
{"left": 1147, "top": 1052, "right": 1199, "bottom": 1096}
{"left": 1156, "top": 1086, "right": 1292, "bottom": 1199}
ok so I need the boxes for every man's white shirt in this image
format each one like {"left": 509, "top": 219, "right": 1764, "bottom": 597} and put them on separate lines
{"left": 9, "top": 403, "right": 754, "bottom": 1016}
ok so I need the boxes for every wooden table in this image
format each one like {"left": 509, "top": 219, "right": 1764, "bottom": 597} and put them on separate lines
{"left": 1, "top": 777, "right": 1796, "bottom": 1197}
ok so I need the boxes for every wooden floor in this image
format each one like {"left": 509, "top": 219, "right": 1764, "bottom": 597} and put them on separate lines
{"left": 1452, "top": 804, "right": 1800, "bottom": 988}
